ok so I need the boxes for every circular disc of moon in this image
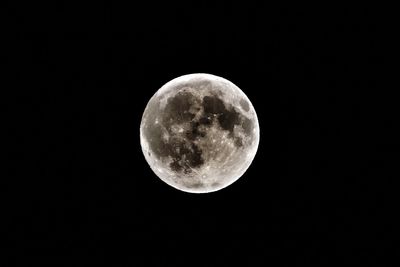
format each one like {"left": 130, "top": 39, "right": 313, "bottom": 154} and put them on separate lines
{"left": 140, "top": 73, "right": 259, "bottom": 193}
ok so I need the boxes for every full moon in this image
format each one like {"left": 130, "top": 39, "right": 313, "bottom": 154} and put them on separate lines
{"left": 140, "top": 73, "right": 259, "bottom": 193}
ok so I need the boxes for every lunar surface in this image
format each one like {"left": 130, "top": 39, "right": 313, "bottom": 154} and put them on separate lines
{"left": 140, "top": 73, "right": 259, "bottom": 193}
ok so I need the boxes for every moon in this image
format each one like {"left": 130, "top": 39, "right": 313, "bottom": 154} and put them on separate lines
{"left": 140, "top": 73, "right": 259, "bottom": 193}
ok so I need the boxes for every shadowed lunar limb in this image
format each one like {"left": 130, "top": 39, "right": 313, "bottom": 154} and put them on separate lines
{"left": 140, "top": 73, "right": 259, "bottom": 193}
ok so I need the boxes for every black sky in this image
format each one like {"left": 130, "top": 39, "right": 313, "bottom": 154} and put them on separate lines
{"left": 4, "top": 3, "right": 395, "bottom": 266}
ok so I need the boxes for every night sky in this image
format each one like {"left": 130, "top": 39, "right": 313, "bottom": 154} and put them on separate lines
{"left": 4, "top": 3, "right": 394, "bottom": 266}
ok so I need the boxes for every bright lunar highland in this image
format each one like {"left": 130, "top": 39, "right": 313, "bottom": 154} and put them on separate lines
{"left": 140, "top": 73, "right": 259, "bottom": 193}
